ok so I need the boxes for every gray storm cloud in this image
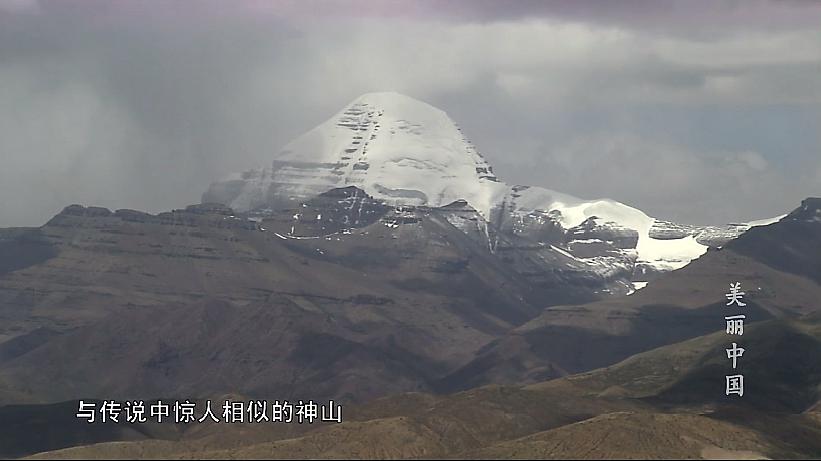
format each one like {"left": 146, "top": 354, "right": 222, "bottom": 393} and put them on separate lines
{"left": 0, "top": 0, "right": 819, "bottom": 227}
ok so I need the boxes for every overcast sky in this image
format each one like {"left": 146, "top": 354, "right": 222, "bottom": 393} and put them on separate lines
{"left": 1, "top": 0, "right": 820, "bottom": 226}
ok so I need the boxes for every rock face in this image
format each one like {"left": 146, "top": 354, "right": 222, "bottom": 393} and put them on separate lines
{"left": 729, "top": 197, "right": 821, "bottom": 283}
{"left": 256, "top": 186, "right": 392, "bottom": 238}
{"left": 204, "top": 92, "right": 779, "bottom": 290}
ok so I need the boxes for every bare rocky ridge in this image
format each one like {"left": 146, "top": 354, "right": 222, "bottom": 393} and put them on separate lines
{"left": 0, "top": 195, "right": 542, "bottom": 405}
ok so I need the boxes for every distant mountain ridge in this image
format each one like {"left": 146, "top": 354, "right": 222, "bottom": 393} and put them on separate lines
{"left": 437, "top": 196, "right": 821, "bottom": 391}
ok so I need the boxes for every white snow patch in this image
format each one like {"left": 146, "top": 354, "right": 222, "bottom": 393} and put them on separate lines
{"left": 550, "top": 244, "right": 580, "bottom": 261}
{"left": 745, "top": 214, "right": 787, "bottom": 227}
{"left": 626, "top": 281, "right": 649, "bottom": 296}
{"left": 514, "top": 187, "right": 708, "bottom": 270}
{"left": 637, "top": 234, "right": 708, "bottom": 271}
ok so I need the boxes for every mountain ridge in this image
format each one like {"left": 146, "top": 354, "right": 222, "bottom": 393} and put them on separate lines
{"left": 204, "top": 92, "right": 780, "bottom": 278}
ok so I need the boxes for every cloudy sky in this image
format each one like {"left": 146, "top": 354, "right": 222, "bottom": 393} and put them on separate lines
{"left": 1, "top": 0, "right": 819, "bottom": 226}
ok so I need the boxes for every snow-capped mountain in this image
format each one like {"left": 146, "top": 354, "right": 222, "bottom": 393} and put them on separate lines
{"left": 204, "top": 92, "right": 779, "bottom": 284}
{"left": 205, "top": 92, "right": 506, "bottom": 216}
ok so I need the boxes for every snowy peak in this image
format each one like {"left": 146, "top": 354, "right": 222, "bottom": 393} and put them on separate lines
{"left": 204, "top": 92, "right": 506, "bottom": 216}
{"left": 280, "top": 91, "right": 493, "bottom": 172}
{"left": 205, "top": 91, "right": 655, "bottom": 227}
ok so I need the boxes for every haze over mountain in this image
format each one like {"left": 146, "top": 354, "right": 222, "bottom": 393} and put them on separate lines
{"left": 3, "top": 1, "right": 821, "bottom": 229}
{"left": 0, "top": 94, "right": 803, "bottom": 415}
{"left": 3, "top": 2, "right": 821, "bottom": 459}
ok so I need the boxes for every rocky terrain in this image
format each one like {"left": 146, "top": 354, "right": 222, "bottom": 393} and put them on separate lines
{"left": 13, "top": 312, "right": 821, "bottom": 459}
{"left": 0, "top": 192, "right": 549, "bottom": 406}
{"left": 0, "top": 196, "right": 818, "bottom": 459}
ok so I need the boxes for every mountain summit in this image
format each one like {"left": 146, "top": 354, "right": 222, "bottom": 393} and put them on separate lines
{"left": 204, "top": 92, "right": 774, "bottom": 275}
{"left": 204, "top": 91, "right": 506, "bottom": 216}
